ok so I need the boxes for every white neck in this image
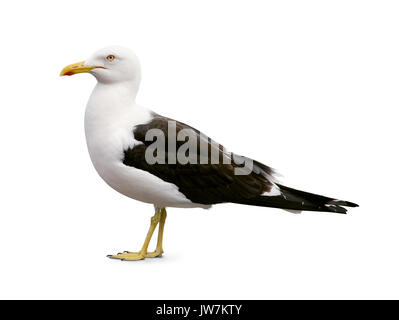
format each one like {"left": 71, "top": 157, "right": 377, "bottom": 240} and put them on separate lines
{"left": 84, "top": 80, "right": 152, "bottom": 140}
{"left": 91, "top": 79, "right": 139, "bottom": 104}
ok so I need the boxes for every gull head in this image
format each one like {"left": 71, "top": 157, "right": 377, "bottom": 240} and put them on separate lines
{"left": 60, "top": 46, "right": 141, "bottom": 84}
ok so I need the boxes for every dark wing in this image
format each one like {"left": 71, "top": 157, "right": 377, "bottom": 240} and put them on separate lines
{"left": 123, "top": 114, "right": 276, "bottom": 205}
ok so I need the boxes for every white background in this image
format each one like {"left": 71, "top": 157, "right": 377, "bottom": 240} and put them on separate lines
{"left": 0, "top": 0, "right": 398, "bottom": 299}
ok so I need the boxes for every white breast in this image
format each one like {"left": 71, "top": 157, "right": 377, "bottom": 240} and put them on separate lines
{"left": 84, "top": 82, "right": 208, "bottom": 209}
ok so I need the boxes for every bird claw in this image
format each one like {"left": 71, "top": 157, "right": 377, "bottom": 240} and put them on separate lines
{"left": 107, "top": 249, "right": 163, "bottom": 261}
{"left": 107, "top": 251, "right": 146, "bottom": 261}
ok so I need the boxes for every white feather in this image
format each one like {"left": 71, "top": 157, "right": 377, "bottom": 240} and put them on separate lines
{"left": 261, "top": 185, "right": 281, "bottom": 197}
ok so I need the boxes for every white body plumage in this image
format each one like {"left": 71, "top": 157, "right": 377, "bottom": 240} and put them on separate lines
{"left": 84, "top": 81, "right": 209, "bottom": 209}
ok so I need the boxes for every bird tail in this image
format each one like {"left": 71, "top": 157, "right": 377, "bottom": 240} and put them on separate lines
{"left": 235, "top": 184, "right": 359, "bottom": 214}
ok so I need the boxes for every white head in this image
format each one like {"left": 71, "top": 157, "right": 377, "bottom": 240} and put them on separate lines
{"left": 60, "top": 46, "right": 141, "bottom": 86}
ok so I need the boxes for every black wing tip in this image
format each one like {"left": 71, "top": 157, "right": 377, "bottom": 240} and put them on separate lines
{"left": 324, "top": 199, "right": 359, "bottom": 214}
{"left": 345, "top": 201, "right": 359, "bottom": 208}
{"left": 328, "top": 200, "right": 359, "bottom": 208}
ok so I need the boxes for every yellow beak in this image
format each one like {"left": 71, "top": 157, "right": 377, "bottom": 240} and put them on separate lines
{"left": 60, "top": 61, "right": 102, "bottom": 76}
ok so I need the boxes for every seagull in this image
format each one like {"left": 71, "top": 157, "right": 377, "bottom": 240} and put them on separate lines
{"left": 60, "top": 46, "right": 358, "bottom": 261}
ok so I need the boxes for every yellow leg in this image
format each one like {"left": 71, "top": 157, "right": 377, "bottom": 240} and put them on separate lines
{"left": 146, "top": 208, "right": 167, "bottom": 258}
{"left": 108, "top": 208, "right": 167, "bottom": 261}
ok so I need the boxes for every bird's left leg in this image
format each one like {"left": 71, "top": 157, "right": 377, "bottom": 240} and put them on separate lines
{"left": 108, "top": 208, "right": 163, "bottom": 261}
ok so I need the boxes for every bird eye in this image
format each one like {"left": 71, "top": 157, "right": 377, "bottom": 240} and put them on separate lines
{"left": 106, "top": 54, "right": 115, "bottom": 62}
